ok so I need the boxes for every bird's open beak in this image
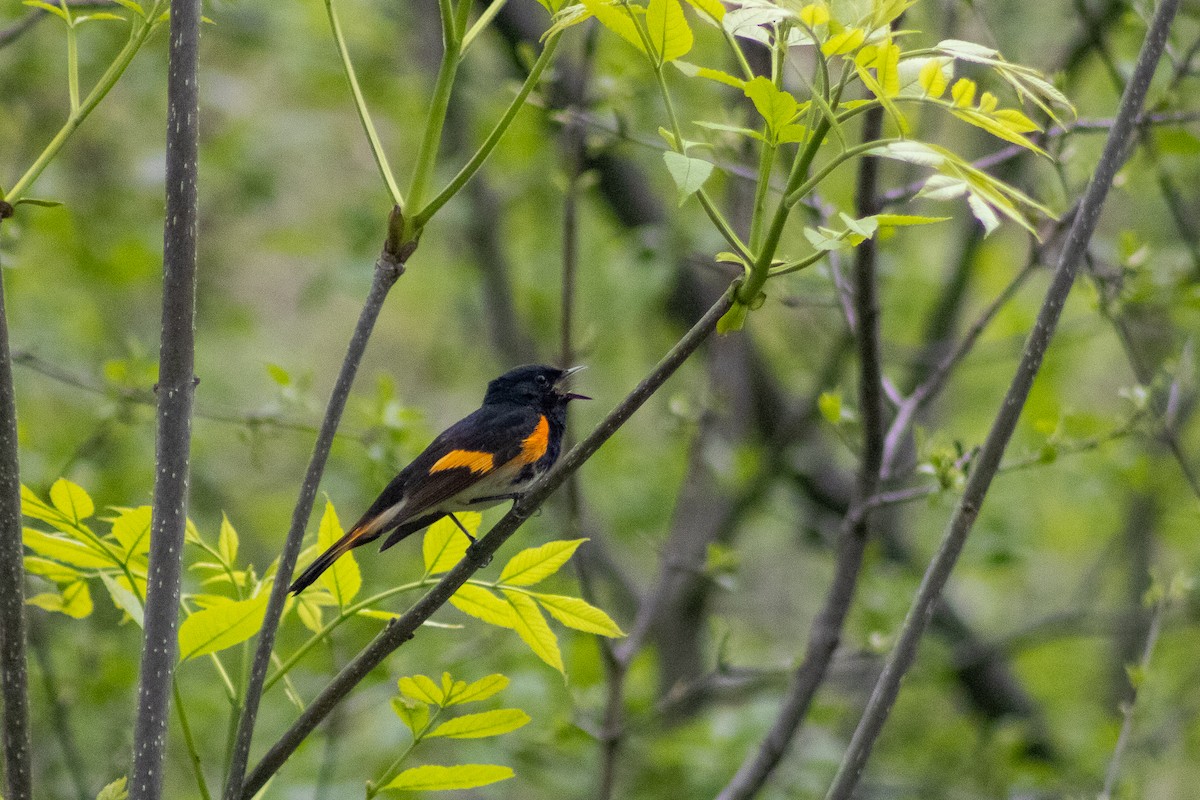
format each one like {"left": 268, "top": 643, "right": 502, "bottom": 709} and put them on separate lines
{"left": 557, "top": 365, "right": 590, "bottom": 401}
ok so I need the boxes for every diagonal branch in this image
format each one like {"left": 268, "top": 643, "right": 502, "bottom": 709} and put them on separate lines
{"left": 128, "top": 0, "right": 202, "bottom": 796}
{"left": 238, "top": 283, "right": 736, "bottom": 799}
{"left": 222, "top": 210, "right": 414, "bottom": 800}
{"left": 822, "top": 3, "right": 1180, "bottom": 797}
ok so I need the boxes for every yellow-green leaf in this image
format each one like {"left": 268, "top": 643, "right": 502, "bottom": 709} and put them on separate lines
{"left": 382, "top": 764, "right": 514, "bottom": 792}
{"left": 580, "top": 0, "right": 646, "bottom": 53}
{"left": 950, "top": 109, "right": 1046, "bottom": 155}
{"left": 502, "top": 590, "right": 563, "bottom": 673}
{"left": 873, "top": 214, "right": 951, "bottom": 227}
{"left": 399, "top": 674, "right": 446, "bottom": 705}
{"left": 28, "top": 580, "right": 93, "bottom": 619}
{"left": 682, "top": 0, "right": 723, "bottom": 22}
{"left": 534, "top": 593, "right": 625, "bottom": 637}
{"left": 178, "top": 593, "right": 269, "bottom": 661}
{"left": 918, "top": 58, "right": 949, "bottom": 98}
{"left": 673, "top": 60, "right": 744, "bottom": 88}
{"left": 100, "top": 573, "right": 144, "bottom": 626}
{"left": 448, "top": 674, "right": 509, "bottom": 705}
{"left": 20, "top": 485, "right": 61, "bottom": 526}
{"left": 426, "top": 708, "right": 530, "bottom": 739}
{"left": 23, "top": 528, "right": 113, "bottom": 569}
{"left": 96, "top": 776, "right": 128, "bottom": 800}
{"left": 873, "top": 41, "right": 901, "bottom": 98}
{"left": 742, "top": 76, "right": 799, "bottom": 140}
{"left": 111, "top": 507, "right": 153, "bottom": 559}
{"left": 50, "top": 479, "right": 94, "bottom": 523}
{"left": 798, "top": 2, "right": 829, "bottom": 27}
{"left": 821, "top": 27, "right": 864, "bottom": 56}
{"left": 423, "top": 513, "right": 477, "bottom": 574}
{"left": 391, "top": 695, "right": 430, "bottom": 734}
{"left": 662, "top": 152, "right": 714, "bottom": 205}
{"left": 296, "top": 596, "right": 323, "bottom": 633}
{"left": 316, "top": 501, "right": 359, "bottom": 606}
{"left": 950, "top": 78, "right": 975, "bottom": 108}
{"left": 24, "top": 556, "right": 80, "bottom": 583}
{"left": 645, "top": 0, "right": 692, "bottom": 62}
{"left": 218, "top": 514, "right": 239, "bottom": 564}
{"left": 716, "top": 302, "right": 748, "bottom": 334}
{"left": 498, "top": 539, "right": 587, "bottom": 586}
{"left": 450, "top": 584, "right": 516, "bottom": 628}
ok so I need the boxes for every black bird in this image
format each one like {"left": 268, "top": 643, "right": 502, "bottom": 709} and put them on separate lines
{"left": 289, "top": 364, "right": 587, "bottom": 594}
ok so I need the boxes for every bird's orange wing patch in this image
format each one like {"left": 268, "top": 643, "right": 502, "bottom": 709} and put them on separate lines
{"left": 519, "top": 416, "right": 550, "bottom": 464}
{"left": 430, "top": 450, "right": 495, "bottom": 475}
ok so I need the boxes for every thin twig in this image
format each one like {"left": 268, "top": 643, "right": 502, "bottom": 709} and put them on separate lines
{"left": 28, "top": 619, "right": 90, "bottom": 800}
{"left": 239, "top": 284, "right": 736, "bottom": 799}
{"left": 128, "top": 0, "right": 202, "bottom": 796}
{"left": 822, "top": 4, "right": 1179, "bottom": 797}
{"left": 222, "top": 214, "right": 413, "bottom": 800}
{"left": 0, "top": 214, "right": 34, "bottom": 800}
{"left": 1098, "top": 595, "right": 1166, "bottom": 800}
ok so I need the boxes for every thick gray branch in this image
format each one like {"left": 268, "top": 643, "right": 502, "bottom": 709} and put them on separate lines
{"left": 128, "top": 1, "right": 202, "bottom": 797}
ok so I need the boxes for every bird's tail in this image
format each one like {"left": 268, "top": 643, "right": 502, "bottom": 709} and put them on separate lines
{"left": 289, "top": 522, "right": 379, "bottom": 595}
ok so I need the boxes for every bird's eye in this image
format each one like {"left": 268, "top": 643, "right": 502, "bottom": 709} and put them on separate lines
{"left": 536, "top": 374, "right": 548, "bottom": 386}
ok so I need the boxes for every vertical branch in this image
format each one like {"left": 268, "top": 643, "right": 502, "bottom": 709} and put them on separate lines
{"left": 222, "top": 218, "right": 412, "bottom": 800}
{"left": 128, "top": 0, "right": 202, "bottom": 796}
{"left": 714, "top": 100, "right": 889, "bottom": 800}
{"left": 822, "top": 3, "right": 1179, "bottom": 798}
{"left": 0, "top": 209, "right": 34, "bottom": 800}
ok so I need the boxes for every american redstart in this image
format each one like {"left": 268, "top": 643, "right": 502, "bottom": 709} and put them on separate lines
{"left": 289, "top": 364, "right": 588, "bottom": 594}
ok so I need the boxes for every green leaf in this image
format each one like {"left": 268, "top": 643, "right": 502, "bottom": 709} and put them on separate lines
{"left": 24, "top": 556, "right": 81, "bottom": 583}
{"left": 382, "top": 764, "right": 514, "bottom": 792}
{"left": 13, "top": 198, "right": 63, "bottom": 208}
{"left": 96, "top": 776, "right": 128, "bottom": 800}
{"left": 867, "top": 140, "right": 946, "bottom": 167}
{"left": 111, "top": 0, "right": 145, "bottom": 16}
{"left": 390, "top": 695, "right": 430, "bottom": 734}
{"left": 673, "top": 62, "right": 744, "bottom": 88}
{"left": 692, "top": 121, "right": 765, "bottom": 142}
{"left": 821, "top": 27, "right": 864, "bottom": 56}
{"left": 716, "top": 302, "right": 748, "bottom": 334}
{"left": 177, "top": 593, "right": 269, "bottom": 660}
{"left": 316, "top": 501, "right": 359, "bottom": 606}
{"left": 447, "top": 674, "right": 509, "bottom": 705}
{"left": 99, "top": 573, "right": 144, "bottom": 626}
{"left": 873, "top": 214, "right": 951, "bottom": 227}
{"left": 218, "top": 514, "right": 239, "bottom": 564}
{"left": 917, "top": 58, "right": 949, "bottom": 98}
{"left": 398, "top": 674, "right": 446, "bottom": 705}
{"left": 502, "top": 590, "right": 563, "bottom": 673}
{"left": 662, "top": 152, "right": 713, "bottom": 206}
{"left": 22, "top": 1, "right": 69, "bottom": 21}
{"left": 21, "top": 485, "right": 61, "bottom": 526}
{"left": 534, "top": 593, "right": 625, "bottom": 637}
{"left": 111, "top": 506, "right": 152, "bottom": 559}
{"left": 426, "top": 708, "right": 530, "bottom": 739}
{"left": 450, "top": 584, "right": 516, "bottom": 628}
{"left": 579, "top": 0, "right": 647, "bottom": 53}
{"left": 498, "top": 539, "right": 587, "bottom": 586}
{"left": 28, "top": 580, "right": 93, "bottom": 619}
{"left": 50, "top": 479, "right": 94, "bottom": 523}
{"left": 296, "top": 596, "right": 323, "bottom": 633}
{"left": 681, "top": 0, "right": 723, "bottom": 22}
{"left": 645, "top": 0, "right": 693, "bottom": 62}
{"left": 23, "top": 528, "right": 113, "bottom": 568}
{"left": 423, "top": 513, "right": 477, "bottom": 574}
{"left": 818, "top": 392, "right": 842, "bottom": 424}
{"left": 742, "top": 76, "right": 799, "bottom": 142}
{"left": 77, "top": 12, "right": 126, "bottom": 22}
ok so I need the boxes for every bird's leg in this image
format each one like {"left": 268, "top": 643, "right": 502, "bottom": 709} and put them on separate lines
{"left": 448, "top": 512, "right": 476, "bottom": 543}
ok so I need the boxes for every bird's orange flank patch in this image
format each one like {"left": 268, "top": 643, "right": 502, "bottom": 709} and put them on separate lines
{"left": 520, "top": 416, "right": 550, "bottom": 464}
{"left": 431, "top": 450, "right": 495, "bottom": 475}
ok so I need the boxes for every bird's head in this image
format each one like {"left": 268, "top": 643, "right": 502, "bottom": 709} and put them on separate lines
{"left": 483, "top": 364, "right": 589, "bottom": 408}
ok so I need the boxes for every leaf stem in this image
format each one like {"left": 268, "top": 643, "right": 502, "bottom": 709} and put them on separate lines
{"left": 323, "top": 0, "right": 404, "bottom": 207}
{"left": 174, "top": 679, "right": 214, "bottom": 800}
{"left": 413, "top": 32, "right": 562, "bottom": 229}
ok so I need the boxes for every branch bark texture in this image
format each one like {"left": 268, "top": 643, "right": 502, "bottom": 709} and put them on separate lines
{"left": 0, "top": 213, "right": 33, "bottom": 800}
{"left": 222, "top": 215, "right": 411, "bottom": 800}
{"left": 823, "top": 3, "right": 1180, "bottom": 797}
{"left": 128, "top": 0, "right": 201, "bottom": 797}
{"left": 239, "top": 284, "right": 736, "bottom": 799}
